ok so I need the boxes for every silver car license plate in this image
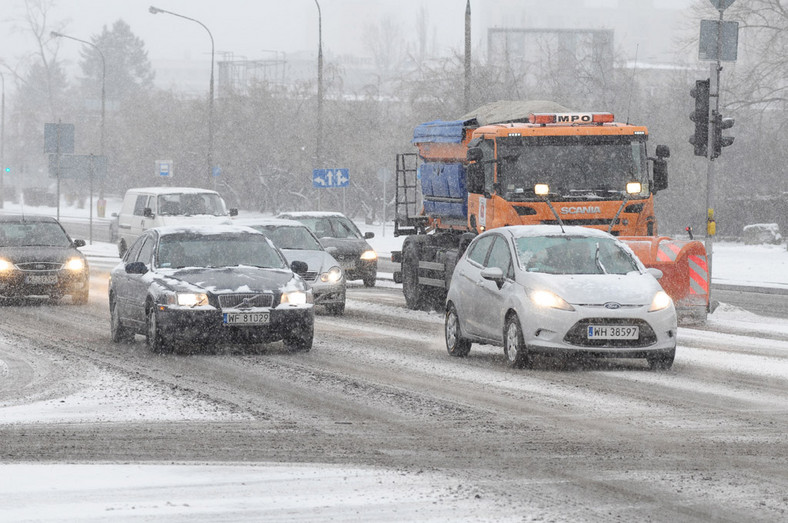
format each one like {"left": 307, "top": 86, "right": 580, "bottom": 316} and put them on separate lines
{"left": 223, "top": 311, "right": 270, "bottom": 325}
{"left": 587, "top": 325, "right": 639, "bottom": 340}
{"left": 25, "top": 274, "right": 58, "bottom": 284}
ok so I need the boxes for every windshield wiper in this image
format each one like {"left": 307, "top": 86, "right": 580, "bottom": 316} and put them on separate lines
{"left": 595, "top": 242, "right": 608, "bottom": 274}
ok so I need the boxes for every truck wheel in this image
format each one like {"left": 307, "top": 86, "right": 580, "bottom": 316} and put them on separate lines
{"left": 445, "top": 303, "right": 471, "bottom": 357}
{"left": 504, "top": 314, "right": 530, "bottom": 369}
{"left": 402, "top": 240, "right": 427, "bottom": 310}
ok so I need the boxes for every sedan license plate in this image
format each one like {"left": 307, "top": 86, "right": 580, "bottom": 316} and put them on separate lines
{"left": 223, "top": 311, "right": 270, "bottom": 326}
{"left": 587, "top": 325, "right": 639, "bottom": 340}
{"left": 25, "top": 274, "right": 58, "bottom": 285}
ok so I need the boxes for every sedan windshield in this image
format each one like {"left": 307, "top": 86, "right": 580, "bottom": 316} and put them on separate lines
{"left": 516, "top": 235, "right": 640, "bottom": 275}
{"left": 156, "top": 234, "right": 286, "bottom": 269}
{"left": 296, "top": 216, "right": 362, "bottom": 239}
{"left": 253, "top": 225, "right": 323, "bottom": 250}
{"left": 0, "top": 222, "right": 71, "bottom": 247}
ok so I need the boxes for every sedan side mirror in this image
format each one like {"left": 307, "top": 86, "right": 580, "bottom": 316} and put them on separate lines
{"left": 646, "top": 267, "right": 663, "bottom": 280}
{"left": 480, "top": 266, "right": 505, "bottom": 289}
{"left": 125, "top": 261, "right": 149, "bottom": 275}
{"left": 291, "top": 260, "right": 308, "bottom": 275}
{"left": 229, "top": 208, "right": 238, "bottom": 217}
{"left": 143, "top": 207, "right": 154, "bottom": 219}
{"left": 364, "top": 232, "right": 375, "bottom": 239}
{"left": 73, "top": 239, "right": 86, "bottom": 248}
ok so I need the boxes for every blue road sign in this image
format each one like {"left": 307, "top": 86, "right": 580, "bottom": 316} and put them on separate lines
{"left": 213, "top": 166, "right": 222, "bottom": 177}
{"left": 313, "top": 168, "right": 349, "bottom": 188}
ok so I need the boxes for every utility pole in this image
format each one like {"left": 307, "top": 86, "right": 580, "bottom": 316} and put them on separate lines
{"left": 464, "top": 0, "right": 471, "bottom": 113}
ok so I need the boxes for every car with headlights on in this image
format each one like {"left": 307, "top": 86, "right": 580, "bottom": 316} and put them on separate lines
{"left": 445, "top": 225, "right": 677, "bottom": 370}
{"left": 276, "top": 211, "right": 377, "bottom": 287}
{"left": 237, "top": 217, "right": 346, "bottom": 315}
{"left": 0, "top": 215, "right": 89, "bottom": 304}
{"left": 108, "top": 224, "right": 314, "bottom": 353}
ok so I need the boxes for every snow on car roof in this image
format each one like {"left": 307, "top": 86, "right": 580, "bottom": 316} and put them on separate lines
{"left": 497, "top": 225, "right": 617, "bottom": 239}
{"left": 234, "top": 217, "right": 306, "bottom": 228}
{"left": 125, "top": 187, "right": 221, "bottom": 195}
{"left": 153, "top": 224, "right": 262, "bottom": 236}
{"left": 276, "top": 211, "right": 346, "bottom": 218}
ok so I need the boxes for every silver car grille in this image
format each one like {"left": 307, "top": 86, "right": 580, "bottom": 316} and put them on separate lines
{"left": 302, "top": 271, "right": 318, "bottom": 282}
{"left": 15, "top": 262, "right": 63, "bottom": 271}
{"left": 218, "top": 293, "right": 274, "bottom": 309}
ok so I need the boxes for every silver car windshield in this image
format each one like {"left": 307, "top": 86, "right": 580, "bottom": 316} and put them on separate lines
{"left": 516, "top": 236, "right": 639, "bottom": 275}
{"left": 156, "top": 234, "right": 286, "bottom": 269}
{"left": 255, "top": 225, "right": 323, "bottom": 250}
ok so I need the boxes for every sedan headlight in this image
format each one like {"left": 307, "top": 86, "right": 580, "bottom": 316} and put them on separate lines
{"left": 65, "top": 257, "right": 86, "bottom": 272}
{"left": 529, "top": 289, "right": 575, "bottom": 311}
{"left": 0, "top": 258, "right": 14, "bottom": 272}
{"left": 320, "top": 266, "right": 343, "bottom": 283}
{"left": 281, "top": 290, "right": 313, "bottom": 305}
{"left": 360, "top": 250, "right": 377, "bottom": 261}
{"left": 176, "top": 292, "right": 209, "bottom": 307}
{"left": 648, "top": 290, "right": 672, "bottom": 312}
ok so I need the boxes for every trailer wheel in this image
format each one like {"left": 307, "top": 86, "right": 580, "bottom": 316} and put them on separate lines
{"left": 402, "top": 240, "right": 427, "bottom": 310}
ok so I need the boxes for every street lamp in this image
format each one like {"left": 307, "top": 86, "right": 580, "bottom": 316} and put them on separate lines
{"left": 50, "top": 31, "right": 106, "bottom": 212}
{"left": 314, "top": 0, "right": 323, "bottom": 170}
{"left": 0, "top": 71, "right": 5, "bottom": 210}
{"left": 149, "top": 6, "right": 215, "bottom": 184}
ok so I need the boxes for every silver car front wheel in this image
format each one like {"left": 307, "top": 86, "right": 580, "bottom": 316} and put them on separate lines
{"left": 504, "top": 314, "right": 530, "bottom": 369}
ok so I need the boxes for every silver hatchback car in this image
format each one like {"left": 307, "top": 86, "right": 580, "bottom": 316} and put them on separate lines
{"left": 445, "top": 225, "right": 677, "bottom": 370}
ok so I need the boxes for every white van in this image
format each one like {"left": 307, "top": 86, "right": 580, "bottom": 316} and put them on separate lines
{"left": 116, "top": 187, "right": 238, "bottom": 256}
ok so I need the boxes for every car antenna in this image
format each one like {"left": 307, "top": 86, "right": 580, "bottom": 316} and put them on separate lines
{"left": 535, "top": 184, "right": 565, "bottom": 233}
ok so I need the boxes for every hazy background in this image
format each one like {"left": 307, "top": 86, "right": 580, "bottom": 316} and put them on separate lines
{"left": 1, "top": 0, "right": 786, "bottom": 238}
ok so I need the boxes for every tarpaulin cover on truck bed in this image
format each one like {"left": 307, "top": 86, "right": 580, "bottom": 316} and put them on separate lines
{"left": 412, "top": 120, "right": 467, "bottom": 144}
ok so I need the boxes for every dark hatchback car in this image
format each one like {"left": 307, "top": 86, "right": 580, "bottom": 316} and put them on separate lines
{"left": 108, "top": 225, "right": 315, "bottom": 353}
{"left": 0, "top": 215, "right": 89, "bottom": 304}
{"left": 276, "top": 211, "right": 377, "bottom": 287}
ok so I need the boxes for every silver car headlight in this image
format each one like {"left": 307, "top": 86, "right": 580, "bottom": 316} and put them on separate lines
{"left": 281, "top": 290, "right": 313, "bottom": 305}
{"left": 360, "top": 249, "right": 377, "bottom": 261}
{"left": 175, "top": 292, "right": 209, "bottom": 307}
{"left": 65, "top": 257, "right": 85, "bottom": 272}
{"left": 529, "top": 289, "right": 575, "bottom": 311}
{"left": 648, "top": 290, "right": 672, "bottom": 312}
{"left": 320, "top": 266, "right": 343, "bottom": 283}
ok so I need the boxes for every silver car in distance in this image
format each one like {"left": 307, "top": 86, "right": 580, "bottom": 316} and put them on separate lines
{"left": 445, "top": 225, "right": 677, "bottom": 370}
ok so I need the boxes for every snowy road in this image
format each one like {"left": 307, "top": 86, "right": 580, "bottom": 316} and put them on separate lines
{"left": 0, "top": 277, "right": 787, "bottom": 521}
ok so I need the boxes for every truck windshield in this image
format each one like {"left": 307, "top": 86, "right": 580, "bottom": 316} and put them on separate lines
{"left": 497, "top": 135, "right": 648, "bottom": 201}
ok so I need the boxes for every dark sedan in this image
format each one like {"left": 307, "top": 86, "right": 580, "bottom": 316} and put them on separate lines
{"left": 108, "top": 225, "right": 314, "bottom": 353}
{"left": 0, "top": 215, "right": 89, "bottom": 304}
{"left": 276, "top": 211, "right": 377, "bottom": 287}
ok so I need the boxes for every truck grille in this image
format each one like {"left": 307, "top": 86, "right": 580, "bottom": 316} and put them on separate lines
{"left": 218, "top": 293, "right": 274, "bottom": 309}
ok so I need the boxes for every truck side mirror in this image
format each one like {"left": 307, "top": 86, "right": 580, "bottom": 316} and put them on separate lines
{"left": 466, "top": 147, "right": 483, "bottom": 162}
{"left": 655, "top": 144, "right": 670, "bottom": 158}
{"left": 466, "top": 163, "right": 484, "bottom": 194}
{"left": 653, "top": 158, "right": 668, "bottom": 192}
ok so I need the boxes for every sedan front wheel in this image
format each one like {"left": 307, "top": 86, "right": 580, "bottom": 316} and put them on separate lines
{"left": 146, "top": 305, "right": 172, "bottom": 354}
{"left": 445, "top": 304, "right": 471, "bottom": 357}
{"left": 504, "top": 314, "right": 530, "bottom": 369}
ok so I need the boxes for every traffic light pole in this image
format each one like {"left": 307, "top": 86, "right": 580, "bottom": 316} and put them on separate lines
{"left": 704, "top": 7, "right": 725, "bottom": 301}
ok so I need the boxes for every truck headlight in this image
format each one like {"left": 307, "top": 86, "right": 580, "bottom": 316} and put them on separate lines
{"left": 320, "top": 266, "right": 343, "bottom": 283}
{"left": 648, "top": 291, "right": 672, "bottom": 312}
{"left": 65, "top": 257, "right": 85, "bottom": 272}
{"left": 360, "top": 250, "right": 377, "bottom": 261}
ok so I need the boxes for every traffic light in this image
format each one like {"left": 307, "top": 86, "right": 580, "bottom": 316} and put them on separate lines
{"left": 689, "top": 79, "right": 710, "bottom": 157}
{"left": 711, "top": 112, "right": 734, "bottom": 159}
{"left": 3, "top": 167, "right": 9, "bottom": 174}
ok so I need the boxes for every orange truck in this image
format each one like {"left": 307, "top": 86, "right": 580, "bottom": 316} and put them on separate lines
{"left": 392, "top": 101, "right": 708, "bottom": 323}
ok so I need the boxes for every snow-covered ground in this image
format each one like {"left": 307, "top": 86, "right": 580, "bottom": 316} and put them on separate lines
{"left": 2, "top": 197, "right": 787, "bottom": 521}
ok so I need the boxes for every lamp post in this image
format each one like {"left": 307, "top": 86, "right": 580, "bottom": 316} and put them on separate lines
{"left": 51, "top": 31, "right": 106, "bottom": 219}
{"left": 0, "top": 71, "right": 5, "bottom": 210}
{"left": 314, "top": 0, "right": 323, "bottom": 210}
{"left": 149, "top": 6, "right": 215, "bottom": 184}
